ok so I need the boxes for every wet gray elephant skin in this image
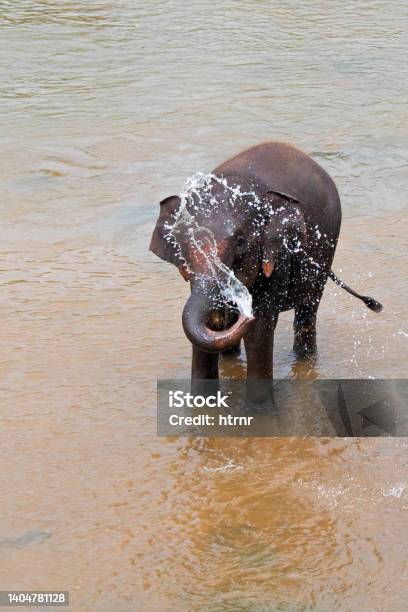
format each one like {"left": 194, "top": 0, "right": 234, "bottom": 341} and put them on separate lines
{"left": 150, "top": 142, "right": 381, "bottom": 396}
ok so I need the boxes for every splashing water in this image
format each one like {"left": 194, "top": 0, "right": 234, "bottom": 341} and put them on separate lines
{"left": 165, "top": 173, "right": 257, "bottom": 318}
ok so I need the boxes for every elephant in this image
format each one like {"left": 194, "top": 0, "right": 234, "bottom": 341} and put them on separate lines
{"left": 150, "top": 142, "right": 382, "bottom": 390}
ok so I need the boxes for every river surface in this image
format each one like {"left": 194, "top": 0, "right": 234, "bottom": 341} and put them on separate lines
{"left": 1, "top": 1, "right": 408, "bottom": 610}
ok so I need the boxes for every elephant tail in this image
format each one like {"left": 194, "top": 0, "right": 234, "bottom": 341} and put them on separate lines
{"left": 329, "top": 271, "right": 383, "bottom": 312}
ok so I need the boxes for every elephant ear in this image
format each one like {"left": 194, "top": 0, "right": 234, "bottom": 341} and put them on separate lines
{"left": 261, "top": 190, "right": 307, "bottom": 278}
{"left": 149, "top": 195, "right": 182, "bottom": 266}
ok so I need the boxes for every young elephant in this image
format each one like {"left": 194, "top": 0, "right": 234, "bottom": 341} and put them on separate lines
{"left": 150, "top": 142, "right": 382, "bottom": 384}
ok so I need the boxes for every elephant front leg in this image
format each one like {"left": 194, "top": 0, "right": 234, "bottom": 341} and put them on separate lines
{"left": 244, "top": 312, "right": 278, "bottom": 410}
{"left": 191, "top": 346, "right": 219, "bottom": 379}
{"left": 191, "top": 347, "right": 219, "bottom": 397}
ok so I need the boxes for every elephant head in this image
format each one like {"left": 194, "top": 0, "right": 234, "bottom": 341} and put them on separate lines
{"left": 149, "top": 176, "right": 307, "bottom": 353}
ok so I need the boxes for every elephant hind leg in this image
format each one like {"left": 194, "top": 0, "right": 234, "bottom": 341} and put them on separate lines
{"left": 293, "top": 302, "right": 319, "bottom": 357}
{"left": 222, "top": 341, "right": 241, "bottom": 356}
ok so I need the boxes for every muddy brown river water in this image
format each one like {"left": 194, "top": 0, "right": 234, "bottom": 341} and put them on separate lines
{"left": 1, "top": 1, "right": 408, "bottom": 610}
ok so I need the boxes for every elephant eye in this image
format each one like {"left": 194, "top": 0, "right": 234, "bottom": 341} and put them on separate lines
{"left": 236, "top": 235, "right": 246, "bottom": 253}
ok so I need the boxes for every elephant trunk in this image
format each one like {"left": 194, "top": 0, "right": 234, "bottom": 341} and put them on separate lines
{"left": 182, "top": 284, "right": 254, "bottom": 353}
